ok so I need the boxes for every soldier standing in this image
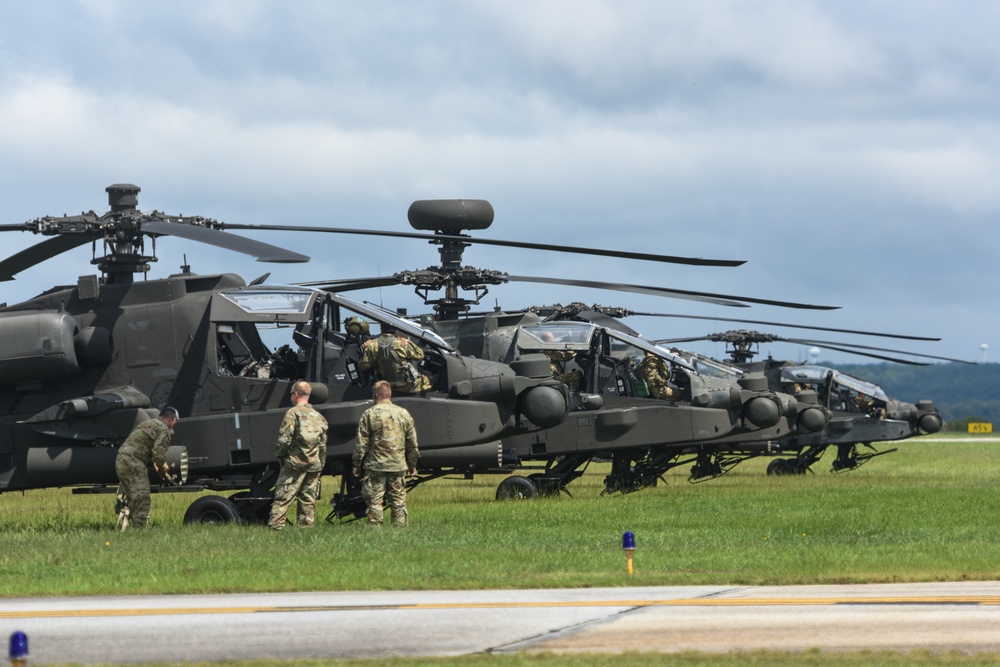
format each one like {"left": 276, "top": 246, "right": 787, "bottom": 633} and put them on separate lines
{"left": 268, "top": 380, "right": 328, "bottom": 530}
{"left": 359, "top": 324, "right": 433, "bottom": 394}
{"left": 353, "top": 380, "right": 419, "bottom": 526}
{"left": 636, "top": 352, "right": 680, "bottom": 401}
{"left": 115, "top": 407, "right": 179, "bottom": 528}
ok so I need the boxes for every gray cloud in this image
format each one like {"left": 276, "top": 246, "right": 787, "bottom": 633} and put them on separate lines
{"left": 0, "top": 0, "right": 997, "bottom": 366}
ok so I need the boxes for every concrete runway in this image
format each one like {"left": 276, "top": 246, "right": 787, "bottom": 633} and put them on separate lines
{"left": 3, "top": 581, "right": 1000, "bottom": 664}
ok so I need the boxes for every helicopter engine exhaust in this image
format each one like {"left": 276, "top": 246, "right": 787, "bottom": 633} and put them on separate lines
{"left": 0, "top": 312, "right": 114, "bottom": 387}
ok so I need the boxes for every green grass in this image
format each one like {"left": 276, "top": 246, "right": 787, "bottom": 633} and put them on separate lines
{"left": 5, "top": 435, "right": 1000, "bottom": 666}
{"left": 2, "top": 435, "right": 998, "bottom": 597}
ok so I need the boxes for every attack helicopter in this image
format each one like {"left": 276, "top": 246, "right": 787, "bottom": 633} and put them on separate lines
{"left": 300, "top": 200, "right": 842, "bottom": 504}
{"left": 0, "top": 185, "right": 578, "bottom": 524}
{"left": 655, "top": 327, "right": 966, "bottom": 476}
{"left": 505, "top": 304, "right": 963, "bottom": 484}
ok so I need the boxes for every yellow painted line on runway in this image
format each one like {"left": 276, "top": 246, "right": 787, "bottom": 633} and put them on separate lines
{"left": 3, "top": 595, "right": 1000, "bottom": 620}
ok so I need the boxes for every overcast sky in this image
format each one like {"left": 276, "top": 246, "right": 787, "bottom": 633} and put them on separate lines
{"left": 1, "top": 1, "right": 997, "bottom": 367}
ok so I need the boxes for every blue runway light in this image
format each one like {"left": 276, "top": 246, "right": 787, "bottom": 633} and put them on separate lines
{"left": 9, "top": 631, "right": 28, "bottom": 664}
{"left": 622, "top": 531, "right": 636, "bottom": 550}
{"left": 622, "top": 531, "right": 636, "bottom": 575}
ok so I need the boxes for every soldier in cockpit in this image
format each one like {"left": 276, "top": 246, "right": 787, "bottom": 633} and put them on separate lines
{"left": 636, "top": 351, "right": 680, "bottom": 401}
{"left": 539, "top": 331, "right": 583, "bottom": 392}
{"left": 360, "top": 324, "right": 433, "bottom": 395}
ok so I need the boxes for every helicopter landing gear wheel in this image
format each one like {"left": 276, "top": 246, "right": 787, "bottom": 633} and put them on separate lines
{"left": 183, "top": 495, "right": 242, "bottom": 524}
{"left": 495, "top": 475, "right": 537, "bottom": 501}
{"left": 766, "top": 459, "right": 795, "bottom": 476}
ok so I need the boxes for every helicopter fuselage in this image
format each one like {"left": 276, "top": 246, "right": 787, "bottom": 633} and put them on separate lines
{"left": 0, "top": 272, "right": 569, "bottom": 495}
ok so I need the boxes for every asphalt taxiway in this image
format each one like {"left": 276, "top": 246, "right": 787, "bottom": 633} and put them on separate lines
{"left": 3, "top": 581, "right": 999, "bottom": 663}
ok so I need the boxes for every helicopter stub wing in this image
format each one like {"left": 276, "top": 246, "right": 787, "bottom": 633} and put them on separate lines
{"left": 21, "top": 385, "right": 152, "bottom": 424}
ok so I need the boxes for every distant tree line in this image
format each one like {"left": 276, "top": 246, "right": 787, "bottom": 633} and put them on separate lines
{"left": 829, "top": 361, "right": 1000, "bottom": 432}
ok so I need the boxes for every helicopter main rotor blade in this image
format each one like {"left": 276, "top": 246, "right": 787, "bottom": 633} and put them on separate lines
{"left": 141, "top": 220, "right": 309, "bottom": 263}
{"left": 219, "top": 223, "right": 745, "bottom": 267}
{"left": 0, "top": 235, "right": 95, "bottom": 281}
{"left": 505, "top": 275, "right": 746, "bottom": 307}
{"left": 789, "top": 341, "right": 928, "bottom": 365}
{"left": 655, "top": 336, "right": 717, "bottom": 345}
{"left": 505, "top": 275, "right": 838, "bottom": 310}
{"left": 785, "top": 338, "right": 975, "bottom": 365}
{"left": 626, "top": 311, "right": 940, "bottom": 341}
{"left": 297, "top": 276, "right": 403, "bottom": 292}
{"left": 575, "top": 309, "right": 642, "bottom": 336}
{"left": 655, "top": 332, "right": 957, "bottom": 366}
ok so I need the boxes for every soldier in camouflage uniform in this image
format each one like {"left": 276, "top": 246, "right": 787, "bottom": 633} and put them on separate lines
{"left": 539, "top": 332, "right": 582, "bottom": 392}
{"left": 268, "top": 380, "right": 329, "bottom": 530}
{"left": 353, "top": 380, "right": 419, "bottom": 526}
{"left": 359, "top": 324, "right": 433, "bottom": 394}
{"left": 854, "top": 393, "right": 887, "bottom": 419}
{"left": 636, "top": 352, "right": 680, "bottom": 401}
{"left": 114, "top": 407, "right": 179, "bottom": 528}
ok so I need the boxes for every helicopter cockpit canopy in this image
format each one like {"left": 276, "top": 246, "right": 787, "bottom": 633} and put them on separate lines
{"left": 664, "top": 347, "right": 743, "bottom": 379}
{"left": 328, "top": 293, "right": 454, "bottom": 352}
{"left": 782, "top": 366, "right": 889, "bottom": 403}
{"left": 214, "top": 287, "right": 317, "bottom": 323}
{"left": 518, "top": 322, "right": 594, "bottom": 349}
{"left": 516, "top": 322, "right": 696, "bottom": 373}
{"left": 211, "top": 286, "right": 454, "bottom": 351}
{"left": 607, "top": 329, "right": 697, "bottom": 373}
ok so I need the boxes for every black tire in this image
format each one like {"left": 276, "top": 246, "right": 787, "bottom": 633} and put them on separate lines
{"left": 183, "top": 495, "right": 242, "bottom": 525}
{"left": 495, "top": 475, "right": 537, "bottom": 501}
{"left": 766, "top": 459, "right": 794, "bottom": 476}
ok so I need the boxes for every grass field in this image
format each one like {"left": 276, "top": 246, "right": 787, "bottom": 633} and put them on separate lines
{"left": 2, "top": 434, "right": 998, "bottom": 597}
{"left": 3, "top": 434, "right": 999, "bottom": 666}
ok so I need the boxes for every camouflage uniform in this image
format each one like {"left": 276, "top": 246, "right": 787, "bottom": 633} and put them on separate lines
{"left": 543, "top": 350, "right": 583, "bottom": 392}
{"left": 268, "top": 402, "right": 328, "bottom": 530}
{"left": 637, "top": 354, "right": 679, "bottom": 401}
{"left": 115, "top": 418, "right": 172, "bottom": 528}
{"left": 354, "top": 401, "right": 419, "bottom": 526}
{"left": 360, "top": 333, "right": 433, "bottom": 394}
{"left": 854, "top": 394, "right": 887, "bottom": 419}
